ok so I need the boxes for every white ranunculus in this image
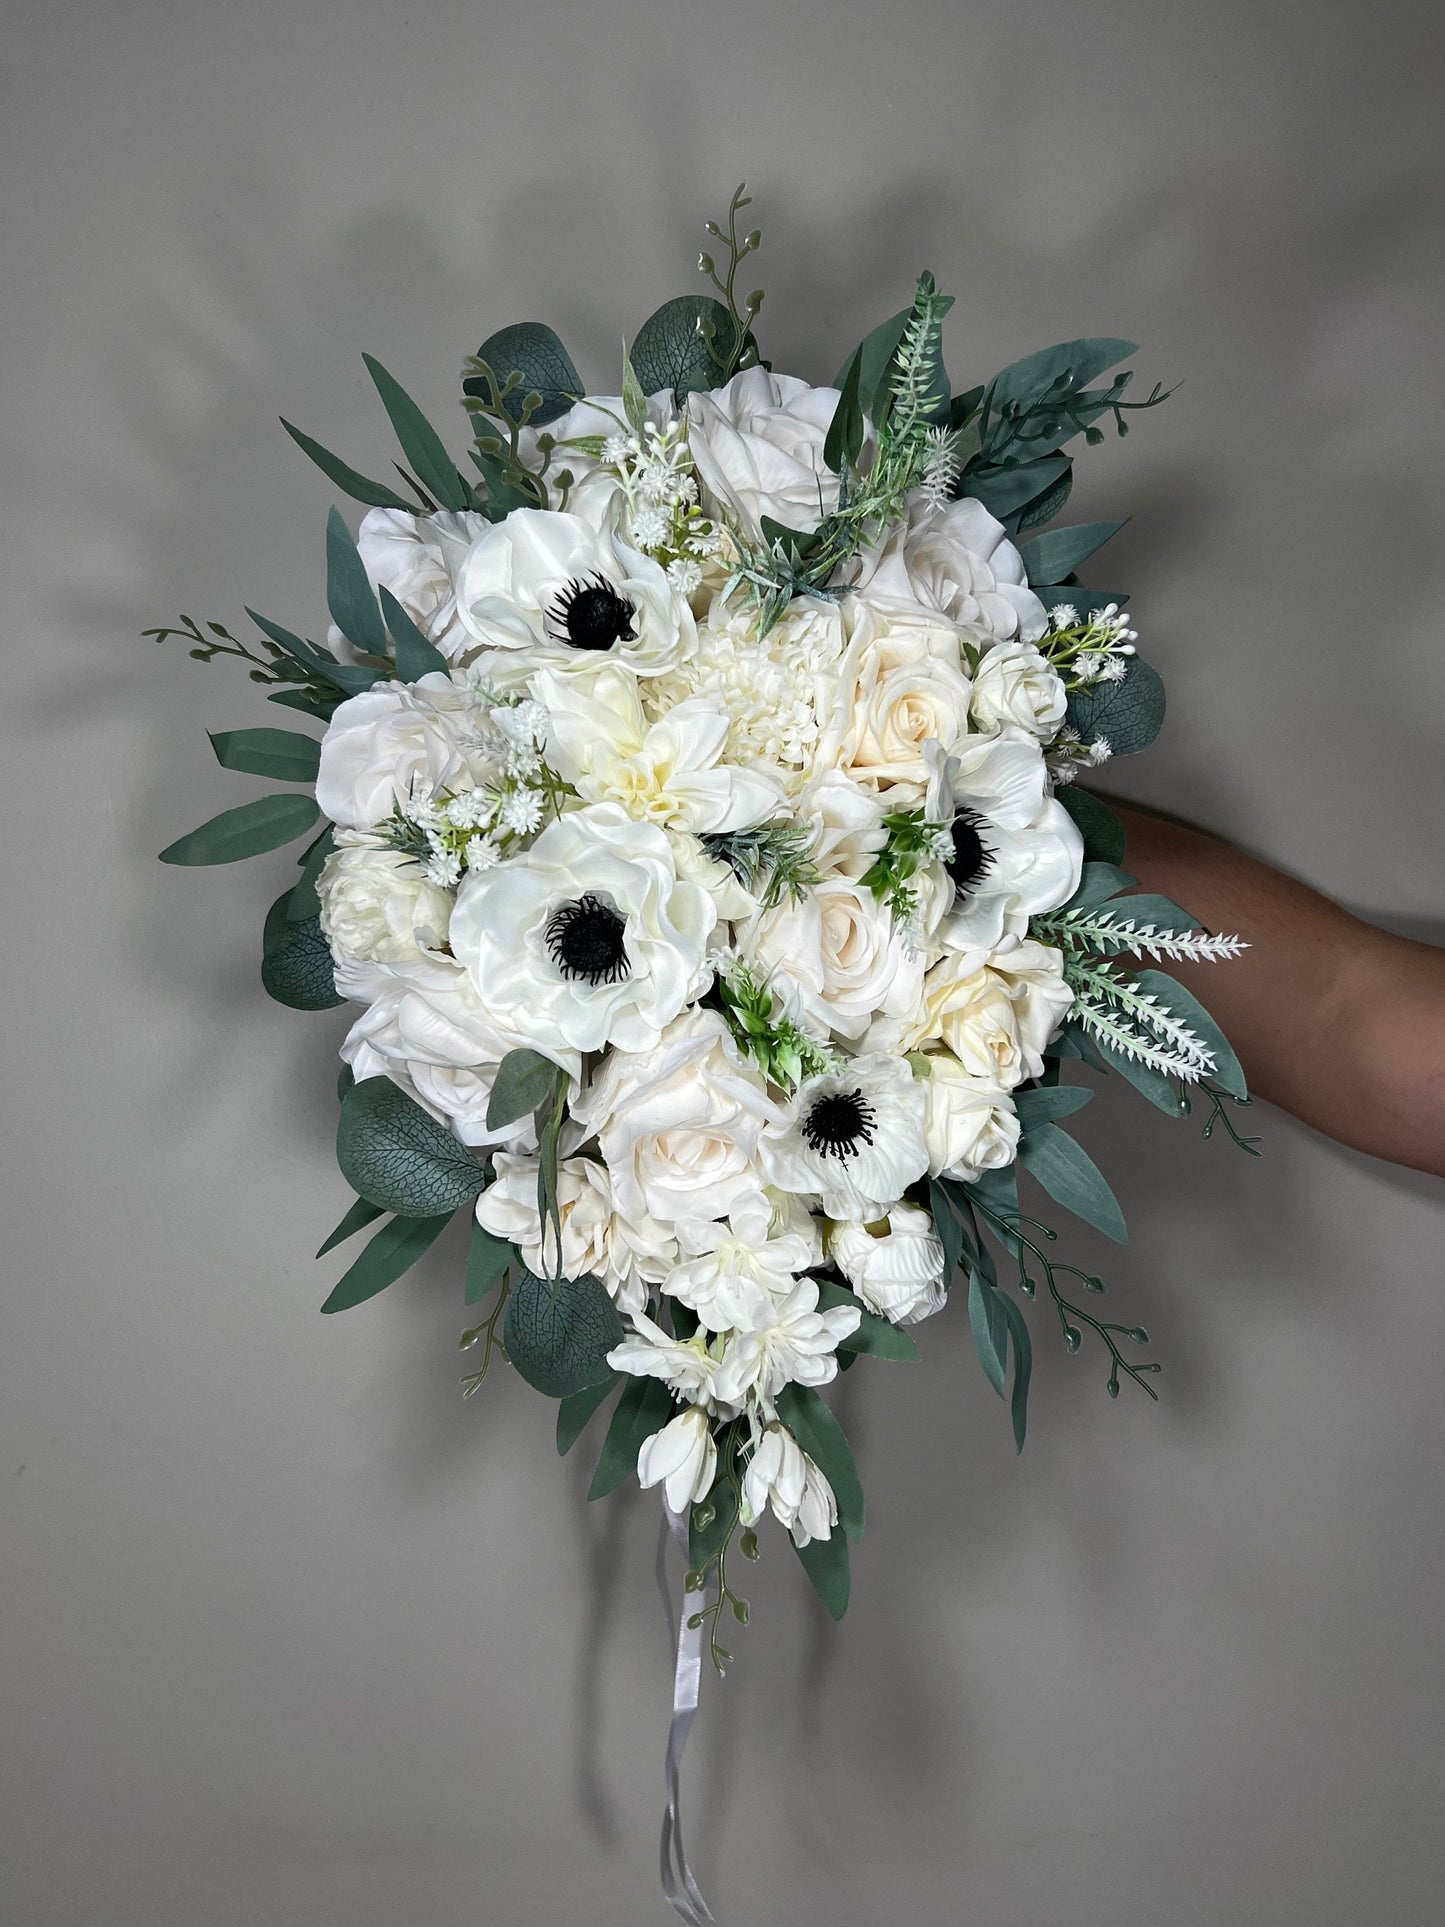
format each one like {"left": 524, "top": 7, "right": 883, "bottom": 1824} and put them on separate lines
{"left": 317, "top": 840, "right": 454, "bottom": 965}
{"left": 339, "top": 953, "right": 555, "bottom": 1148}
{"left": 331, "top": 507, "right": 490, "bottom": 662}
{"left": 762, "top": 1053, "right": 929, "bottom": 1220}
{"left": 315, "top": 672, "right": 505, "bottom": 831}
{"left": 741, "top": 1421, "right": 837, "bottom": 1548}
{"left": 885, "top": 938, "right": 1073, "bottom": 1089}
{"left": 448, "top": 803, "right": 715, "bottom": 1057}
{"left": 709, "top": 1278, "right": 860, "bottom": 1408}
{"left": 532, "top": 662, "right": 785, "bottom": 835}
{"left": 637, "top": 1407, "right": 717, "bottom": 1514}
{"left": 453, "top": 505, "right": 693, "bottom": 677}
{"left": 829, "top": 1203, "right": 948, "bottom": 1326}
{"left": 852, "top": 496, "right": 1047, "bottom": 646}
{"left": 474, "top": 1152, "right": 674, "bottom": 1315}
{"left": 668, "top": 1196, "right": 819, "bottom": 1335}
{"left": 686, "top": 368, "right": 845, "bottom": 540}
{"left": 970, "top": 639, "right": 1068, "bottom": 739}
{"left": 571, "top": 1008, "right": 785, "bottom": 1226}
{"left": 819, "top": 599, "right": 974, "bottom": 801}
{"left": 741, "top": 877, "right": 923, "bottom": 1045}
{"left": 925, "top": 731, "right": 1084, "bottom": 952}
{"left": 919, "top": 1053, "right": 1021, "bottom": 1181}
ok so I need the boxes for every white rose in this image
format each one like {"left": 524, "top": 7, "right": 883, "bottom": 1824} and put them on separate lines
{"left": 852, "top": 496, "right": 1046, "bottom": 646}
{"left": 919, "top": 1054, "right": 1021, "bottom": 1180}
{"left": 829, "top": 1203, "right": 947, "bottom": 1326}
{"left": 453, "top": 505, "right": 693, "bottom": 677}
{"left": 329, "top": 507, "right": 490, "bottom": 662}
{"left": 686, "top": 368, "right": 844, "bottom": 540}
{"left": 883, "top": 938, "right": 1072, "bottom": 1088}
{"left": 339, "top": 953, "right": 554, "bottom": 1148}
{"left": 317, "top": 840, "right": 453, "bottom": 965}
{"left": 819, "top": 598, "right": 974, "bottom": 800}
{"left": 741, "top": 878, "right": 922, "bottom": 1045}
{"left": 970, "top": 639, "right": 1068, "bottom": 739}
{"left": 315, "top": 672, "right": 503, "bottom": 831}
{"left": 448, "top": 803, "right": 715, "bottom": 1058}
{"left": 475, "top": 1151, "right": 673, "bottom": 1314}
{"left": 570, "top": 1008, "right": 785, "bottom": 1226}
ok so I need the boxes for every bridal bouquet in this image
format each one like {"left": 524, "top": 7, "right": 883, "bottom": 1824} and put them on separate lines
{"left": 155, "top": 189, "right": 1252, "bottom": 1686}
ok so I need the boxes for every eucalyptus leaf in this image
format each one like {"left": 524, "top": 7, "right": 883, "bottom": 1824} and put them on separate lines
{"left": 465, "top": 1219, "right": 514, "bottom": 1305}
{"left": 280, "top": 419, "right": 413, "bottom": 510}
{"left": 990, "top": 338, "right": 1136, "bottom": 416}
{"left": 813, "top": 1277, "right": 921, "bottom": 1362}
{"left": 321, "top": 1210, "right": 453, "bottom": 1314}
{"left": 260, "top": 897, "right": 342, "bottom": 1010}
{"left": 287, "top": 827, "right": 335, "bottom": 921}
{"left": 1065, "top": 861, "right": 1140, "bottom": 913}
{"left": 823, "top": 345, "right": 865, "bottom": 477}
{"left": 486, "top": 1049, "right": 564, "bottom": 1130}
{"left": 209, "top": 726, "right": 320, "bottom": 784}
{"left": 793, "top": 1524, "right": 850, "bottom": 1620}
{"left": 1018, "top": 520, "right": 1125, "bottom": 586}
{"left": 160, "top": 792, "right": 320, "bottom": 866}
{"left": 1066, "top": 655, "right": 1166, "bottom": 757}
{"left": 325, "top": 507, "right": 388, "bottom": 659}
{"left": 775, "top": 1383, "right": 864, "bottom": 1543}
{"left": 1013, "top": 462, "right": 1075, "bottom": 532}
{"left": 1018, "top": 1121, "right": 1128, "bottom": 1242}
{"left": 928, "top": 1177, "right": 971, "bottom": 1284}
{"left": 964, "top": 455, "right": 1070, "bottom": 526}
{"left": 315, "top": 1195, "right": 384, "bottom": 1258}
{"left": 968, "top": 1268, "right": 1009, "bottom": 1395}
{"left": 835, "top": 307, "right": 910, "bottom": 426}
{"left": 557, "top": 1375, "right": 619, "bottom": 1457}
{"left": 336, "top": 1076, "right": 487, "bottom": 1218}
{"left": 363, "top": 354, "right": 474, "bottom": 513}
{"left": 588, "top": 1375, "right": 674, "bottom": 1500}
{"left": 379, "top": 586, "right": 448, "bottom": 682}
{"left": 1013, "top": 1085, "right": 1094, "bottom": 1129}
{"left": 630, "top": 295, "right": 737, "bottom": 402}
{"left": 1056, "top": 787, "right": 1127, "bottom": 865}
{"left": 268, "top": 688, "right": 340, "bottom": 722}
{"left": 505, "top": 1270, "right": 623, "bottom": 1398}
{"left": 998, "top": 1291, "right": 1033, "bottom": 1452}
{"left": 466, "top": 322, "right": 582, "bottom": 427}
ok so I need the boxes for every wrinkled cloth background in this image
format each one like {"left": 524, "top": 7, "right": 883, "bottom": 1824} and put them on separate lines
{"left": 3, "top": 3, "right": 1443, "bottom": 1921}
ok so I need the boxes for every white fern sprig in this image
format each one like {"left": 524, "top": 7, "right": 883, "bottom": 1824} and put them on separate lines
{"left": 1038, "top": 907, "right": 1248, "bottom": 964}
{"left": 1065, "top": 957, "right": 1216, "bottom": 1080}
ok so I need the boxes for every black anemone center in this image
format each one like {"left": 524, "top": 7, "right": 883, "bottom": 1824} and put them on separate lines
{"left": 802, "top": 1089, "right": 877, "bottom": 1160}
{"left": 547, "top": 573, "right": 637, "bottom": 652}
{"left": 946, "top": 808, "right": 995, "bottom": 899}
{"left": 545, "top": 894, "right": 630, "bottom": 985}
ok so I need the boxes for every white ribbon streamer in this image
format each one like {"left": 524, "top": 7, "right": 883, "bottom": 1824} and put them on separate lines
{"left": 656, "top": 1505, "right": 719, "bottom": 1924}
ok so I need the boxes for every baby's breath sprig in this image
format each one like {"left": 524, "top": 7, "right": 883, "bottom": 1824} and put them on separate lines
{"left": 715, "top": 961, "right": 840, "bottom": 1091}
{"left": 1038, "top": 601, "right": 1138, "bottom": 691}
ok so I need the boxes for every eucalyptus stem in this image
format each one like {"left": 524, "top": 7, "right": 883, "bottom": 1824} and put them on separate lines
{"left": 459, "top": 1274, "right": 512, "bottom": 1396}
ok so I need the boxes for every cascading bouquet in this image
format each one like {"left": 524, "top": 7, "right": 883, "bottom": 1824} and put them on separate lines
{"left": 154, "top": 186, "right": 1256, "bottom": 1912}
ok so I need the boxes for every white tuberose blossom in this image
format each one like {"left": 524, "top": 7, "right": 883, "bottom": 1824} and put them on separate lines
{"left": 637, "top": 1407, "right": 717, "bottom": 1514}
{"left": 448, "top": 802, "right": 715, "bottom": 1057}
{"left": 741, "top": 1423, "right": 837, "bottom": 1548}
{"left": 710, "top": 1280, "right": 860, "bottom": 1408}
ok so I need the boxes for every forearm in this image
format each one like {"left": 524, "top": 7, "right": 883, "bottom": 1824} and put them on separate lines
{"left": 1108, "top": 803, "right": 1445, "bottom": 1179}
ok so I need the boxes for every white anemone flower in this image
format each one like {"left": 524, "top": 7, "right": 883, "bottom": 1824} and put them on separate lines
{"left": 741, "top": 1422, "right": 838, "bottom": 1548}
{"left": 924, "top": 731, "right": 1083, "bottom": 952}
{"left": 448, "top": 802, "right": 715, "bottom": 1056}
{"left": 709, "top": 1279, "right": 860, "bottom": 1408}
{"left": 829, "top": 1204, "right": 948, "bottom": 1327}
{"left": 453, "top": 505, "right": 693, "bottom": 678}
{"left": 532, "top": 662, "right": 785, "bottom": 835}
{"left": 637, "top": 1407, "right": 717, "bottom": 1514}
{"left": 761, "top": 1053, "right": 929, "bottom": 1220}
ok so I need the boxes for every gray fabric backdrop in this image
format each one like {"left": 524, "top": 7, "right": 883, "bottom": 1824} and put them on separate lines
{"left": 3, "top": 3, "right": 1443, "bottom": 1921}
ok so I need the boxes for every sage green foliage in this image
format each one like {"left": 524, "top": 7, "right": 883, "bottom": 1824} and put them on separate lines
{"left": 1066, "top": 655, "right": 1166, "bottom": 756}
{"left": 209, "top": 727, "right": 320, "bottom": 784}
{"left": 813, "top": 1277, "right": 921, "bottom": 1362}
{"left": 325, "top": 507, "right": 389, "bottom": 660}
{"left": 379, "top": 587, "right": 447, "bottom": 682}
{"left": 1013, "top": 1085, "right": 1094, "bottom": 1129}
{"left": 793, "top": 1524, "right": 851, "bottom": 1620}
{"left": 321, "top": 1209, "right": 454, "bottom": 1314}
{"left": 465, "top": 1219, "right": 514, "bottom": 1305}
{"left": 588, "top": 1375, "right": 673, "bottom": 1499}
{"left": 261, "top": 891, "right": 342, "bottom": 1011}
{"left": 1134, "top": 969, "right": 1248, "bottom": 1100}
{"left": 362, "top": 354, "right": 478, "bottom": 513}
{"left": 486, "top": 1048, "right": 564, "bottom": 1130}
{"left": 1018, "top": 1121, "right": 1128, "bottom": 1243}
{"left": 504, "top": 1270, "right": 623, "bottom": 1397}
{"left": 556, "top": 1375, "right": 619, "bottom": 1457}
{"left": 280, "top": 418, "right": 414, "bottom": 511}
{"left": 159, "top": 791, "right": 320, "bottom": 866}
{"left": 316, "top": 1195, "right": 383, "bottom": 1258}
{"left": 775, "top": 1383, "right": 864, "bottom": 1543}
{"left": 698, "top": 823, "right": 819, "bottom": 910}
{"left": 1056, "top": 787, "right": 1127, "bottom": 864}
{"left": 466, "top": 322, "right": 582, "bottom": 426}
{"left": 631, "top": 295, "right": 740, "bottom": 403}
{"left": 336, "top": 1076, "right": 488, "bottom": 1218}
{"left": 1018, "top": 520, "right": 1125, "bottom": 585}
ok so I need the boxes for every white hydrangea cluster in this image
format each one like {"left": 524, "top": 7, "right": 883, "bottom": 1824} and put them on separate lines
{"left": 312, "top": 366, "right": 1090, "bottom": 1546}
